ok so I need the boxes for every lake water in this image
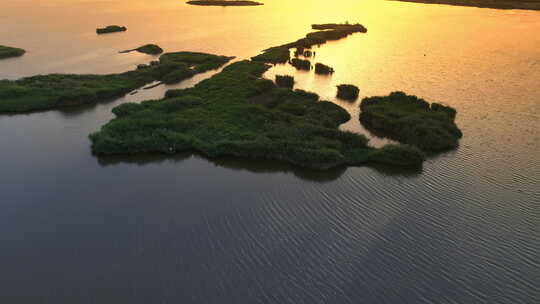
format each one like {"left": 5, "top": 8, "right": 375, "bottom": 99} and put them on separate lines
{"left": 1, "top": 0, "right": 539, "bottom": 303}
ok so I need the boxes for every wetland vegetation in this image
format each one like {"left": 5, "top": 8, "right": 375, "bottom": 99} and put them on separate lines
{"left": 359, "top": 91, "right": 462, "bottom": 151}
{"left": 1, "top": 21, "right": 457, "bottom": 169}
{"left": 90, "top": 60, "right": 425, "bottom": 169}
{"left": 251, "top": 23, "right": 367, "bottom": 64}
{"left": 252, "top": 47, "right": 290, "bottom": 64}
{"left": 275, "top": 75, "right": 294, "bottom": 88}
{"left": 0, "top": 52, "right": 233, "bottom": 113}
{"left": 0, "top": 45, "right": 26, "bottom": 59}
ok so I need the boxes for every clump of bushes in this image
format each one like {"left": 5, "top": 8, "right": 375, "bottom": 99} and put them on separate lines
{"left": 315, "top": 63, "right": 334, "bottom": 75}
{"left": 251, "top": 47, "right": 290, "bottom": 64}
{"left": 359, "top": 91, "right": 462, "bottom": 151}
{"left": 303, "top": 50, "right": 313, "bottom": 57}
{"left": 162, "top": 65, "right": 196, "bottom": 84}
{"left": 337, "top": 84, "right": 359, "bottom": 100}
{"left": 290, "top": 58, "right": 311, "bottom": 70}
{"left": 0, "top": 45, "right": 26, "bottom": 59}
{"left": 275, "top": 75, "right": 294, "bottom": 88}
{"left": 293, "top": 47, "right": 304, "bottom": 57}
{"left": 96, "top": 25, "right": 127, "bottom": 34}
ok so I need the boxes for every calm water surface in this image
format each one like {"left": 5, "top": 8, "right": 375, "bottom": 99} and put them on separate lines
{"left": 1, "top": 0, "right": 539, "bottom": 303}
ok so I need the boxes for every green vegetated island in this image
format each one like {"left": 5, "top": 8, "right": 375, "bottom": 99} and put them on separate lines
{"left": 0, "top": 22, "right": 462, "bottom": 169}
{"left": 0, "top": 45, "right": 26, "bottom": 59}
{"left": 97, "top": 25, "right": 127, "bottom": 34}
{"left": 187, "top": 0, "right": 263, "bottom": 6}
{"left": 0, "top": 52, "right": 233, "bottom": 112}
{"left": 360, "top": 92, "right": 462, "bottom": 151}
{"left": 89, "top": 23, "right": 462, "bottom": 169}
{"left": 89, "top": 59, "right": 426, "bottom": 169}
{"left": 393, "top": 0, "right": 540, "bottom": 10}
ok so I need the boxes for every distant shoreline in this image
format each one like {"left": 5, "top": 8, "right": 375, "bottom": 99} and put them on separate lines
{"left": 187, "top": 0, "right": 263, "bottom": 6}
{"left": 392, "top": 0, "right": 540, "bottom": 10}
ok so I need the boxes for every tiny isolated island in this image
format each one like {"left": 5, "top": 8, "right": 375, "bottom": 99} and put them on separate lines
{"left": 0, "top": 45, "right": 26, "bottom": 59}
{"left": 187, "top": 0, "right": 263, "bottom": 6}
{"left": 393, "top": 0, "right": 540, "bottom": 10}
{"left": 96, "top": 25, "right": 127, "bottom": 34}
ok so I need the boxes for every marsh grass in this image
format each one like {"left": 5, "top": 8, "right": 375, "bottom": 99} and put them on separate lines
{"left": 90, "top": 60, "right": 424, "bottom": 169}
{"left": 0, "top": 52, "right": 233, "bottom": 113}
{"left": 0, "top": 45, "right": 26, "bottom": 59}
{"left": 252, "top": 47, "right": 290, "bottom": 64}
{"left": 251, "top": 23, "right": 367, "bottom": 64}
{"left": 359, "top": 91, "right": 462, "bottom": 151}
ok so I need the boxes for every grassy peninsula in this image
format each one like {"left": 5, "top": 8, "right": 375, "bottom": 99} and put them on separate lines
{"left": 360, "top": 91, "right": 462, "bottom": 151}
{"left": 121, "top": 44, "right": 164, "bottom": 55}
{"left": 252, "top": 23, "right": 367, "bottom": 64}
{"left": 187, "top": 0, "right": 263, "bottom": 6}
{"left": 0, "top": 45, "right": 26, "bottom": 59}
{"left": 392, "top": 0, "right": 540, "bottom": 10}
{"left": 90, "top": 60, "right": 424, "bottom": 169}
{"left": 0, "top": 52, "right": 233, "bottom": 113}
{"left": 96, "top": 25, "right": 127, "bottom": 34}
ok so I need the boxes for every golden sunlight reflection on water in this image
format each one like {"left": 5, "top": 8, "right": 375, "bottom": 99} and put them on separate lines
{"left": 1, "top": 0, "right": 539, "bottom": 150}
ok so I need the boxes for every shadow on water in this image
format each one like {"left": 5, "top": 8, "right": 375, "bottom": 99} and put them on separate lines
{"left": 57, "top": 101, "right": 104, "bottom": 117}
{"left": 95, "top": 151, "right": 422, "bottom": 182}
